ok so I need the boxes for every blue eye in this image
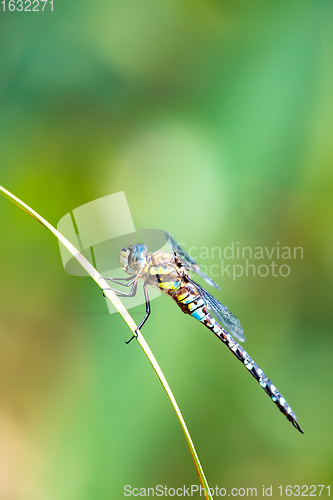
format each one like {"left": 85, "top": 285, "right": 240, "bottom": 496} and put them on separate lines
{"left": 127, "top": 244, "right": 148, "bottom": 270}
{"left": 134, "top": 244, "right": 146, "bottom": 257}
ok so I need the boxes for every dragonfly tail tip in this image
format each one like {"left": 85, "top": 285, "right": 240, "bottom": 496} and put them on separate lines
{"left": 292, "top": 419, "right": 304, "bottom": 434}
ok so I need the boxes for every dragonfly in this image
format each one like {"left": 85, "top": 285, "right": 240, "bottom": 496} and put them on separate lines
{"left": 102, "top": 235, "right": 303, "bottom": 434}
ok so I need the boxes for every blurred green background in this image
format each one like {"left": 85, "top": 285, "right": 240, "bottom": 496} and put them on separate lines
{"left": 0, "top": 1, "right": 332, "bottom": 499}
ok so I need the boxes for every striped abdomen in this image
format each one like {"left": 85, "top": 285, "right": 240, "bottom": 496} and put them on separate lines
{"left": 170, "top": 283, "right": 303, "bottom": 433}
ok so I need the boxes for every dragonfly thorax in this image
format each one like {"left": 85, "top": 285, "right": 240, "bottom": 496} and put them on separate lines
{"left": 120, "top": 244, "right": 148, "bottom": 275}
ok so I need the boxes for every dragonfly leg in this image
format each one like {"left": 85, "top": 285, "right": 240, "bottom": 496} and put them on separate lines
{"left": 102, "top": 279, "right": 138, "bottom": 298}
{"left": 101, "top": 275, "right": 137, "bottom": 287}
{"left": 125, "top": 286, "right": 151, "bottom": 344}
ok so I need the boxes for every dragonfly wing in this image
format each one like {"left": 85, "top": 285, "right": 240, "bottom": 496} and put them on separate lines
{"left": 166, "top": 234, "right": 220, "bottom": 290}
{"left": 188, "top": 277, "right": 246, "bottom": 342}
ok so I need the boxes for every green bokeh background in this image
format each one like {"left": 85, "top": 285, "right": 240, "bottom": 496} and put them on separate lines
{"left": 1, "top": 1, "right": 332, "bottom": 499}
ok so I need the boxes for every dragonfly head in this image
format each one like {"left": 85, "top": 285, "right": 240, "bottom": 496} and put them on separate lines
{"left": 120, "top": 244, "right": 148, "bottom": 274}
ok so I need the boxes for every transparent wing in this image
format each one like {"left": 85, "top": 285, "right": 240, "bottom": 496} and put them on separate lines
{"left": 166, "top": 234, "right": 220, "bottom": 290}
{"left": 187, "top": 277, "right": 245, "bottom": 342}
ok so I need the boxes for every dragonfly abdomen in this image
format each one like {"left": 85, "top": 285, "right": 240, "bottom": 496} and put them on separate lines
{"left": 204, "top": 314, "right": 303, "bottom": 433}
{"left": 169, "top": 283, "right": 207, "bottom": 318}
{"left": 166, "top": 281, "right": 303, "bottom": 432}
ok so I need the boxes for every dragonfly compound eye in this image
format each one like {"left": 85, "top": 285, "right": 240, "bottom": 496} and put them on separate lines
{"left": 128, "top": 244, "right": 148, "bottom": 271}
